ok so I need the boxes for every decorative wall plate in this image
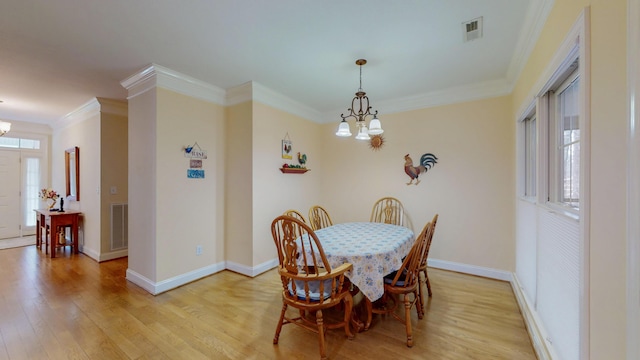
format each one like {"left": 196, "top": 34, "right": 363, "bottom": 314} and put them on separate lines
{"left": 369, "top": 134, "right": 385, "bottom": 151}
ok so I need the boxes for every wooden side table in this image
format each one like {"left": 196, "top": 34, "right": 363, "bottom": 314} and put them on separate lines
{"left": 34, "top": 209, "right": 82, "bottom": 258}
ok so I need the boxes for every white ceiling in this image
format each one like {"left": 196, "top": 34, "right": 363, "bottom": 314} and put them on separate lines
{"left": 0, "top": 0, "right": 550, "bottom": 125}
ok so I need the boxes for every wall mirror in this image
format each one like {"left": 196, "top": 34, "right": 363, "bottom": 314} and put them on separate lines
{"left": 65, "top": 146, "right": 80, "bottom": 201}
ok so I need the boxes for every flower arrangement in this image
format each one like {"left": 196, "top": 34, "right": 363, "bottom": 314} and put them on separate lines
{"left": 40, "top": 188, "right": 59, "bottom": 201}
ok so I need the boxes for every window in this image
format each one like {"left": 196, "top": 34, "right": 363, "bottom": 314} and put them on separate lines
{"left": 524, "top": 115, "right": 537, "bottom": 197}
{"left": 557, "top": 76, "right": 580, "bottom": 208}
{"left": 23, "top": 157, "right": 41, "bottom": 227}
{"left": 0, "top": 136, "right": 40, "bottom": 149}
{"left": 548, "top": 70, "right": 580, "bottom": 210}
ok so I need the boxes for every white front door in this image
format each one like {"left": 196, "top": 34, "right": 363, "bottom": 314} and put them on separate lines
{"left": 0, "top": 150, "right": 21, "bottom": 239}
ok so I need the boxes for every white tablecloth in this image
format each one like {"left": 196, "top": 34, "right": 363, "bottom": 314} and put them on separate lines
{"left": 313, "top": 222, "right": 415, "bottom": 301}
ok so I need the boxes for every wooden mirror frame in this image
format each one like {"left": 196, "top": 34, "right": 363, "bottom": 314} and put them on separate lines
{"left": 65, "top": 146, "right": 80, "bottom": 201}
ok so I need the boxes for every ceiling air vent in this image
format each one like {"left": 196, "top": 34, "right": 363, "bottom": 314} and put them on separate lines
{"left": 463, "top": 17, "right": 483, "bottom": 42}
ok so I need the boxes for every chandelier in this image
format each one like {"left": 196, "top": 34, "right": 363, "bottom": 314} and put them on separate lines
{"left": 0, "top": 120, "right": 11, "bottom": 136}
{"left": 335, "top": 59, "right": 383, "bottom": 140}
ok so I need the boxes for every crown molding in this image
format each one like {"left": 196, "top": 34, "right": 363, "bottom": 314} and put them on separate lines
{"left": 51, "top": 97, "right": 128, "bottom": 130}
{"left": 120, "top": 64, "right": 157, "bottom": 99}
{"left": 51, "top": 98, "right": 101, "bottom": 130}
{"left": 120, "top": 63, "right": 226, "bottom": 105}
{"left": 506, "top": 0, "right": 555, "bottom": 90}
{"left": 226, "top": 81, "right": 323, "bottom": 122}
{"left": 96, "top": 97, "right": 128, "bottom": 117}
{"left": 320, "top": 78, "right": 511, "bottom": 122}
{"left": 225, "top": 81, "right": 253, "bottom": 106}
{"left": 251, "top": 82, "right": 323, "bottom": 122}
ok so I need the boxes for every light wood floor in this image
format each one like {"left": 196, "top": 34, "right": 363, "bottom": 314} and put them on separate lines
{"left": 0, "top": 246, "right": 536, "bottom": 359}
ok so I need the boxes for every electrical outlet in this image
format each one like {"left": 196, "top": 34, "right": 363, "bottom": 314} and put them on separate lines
{"left": 110, "top": 186, "right": 117, "bottom": 195}
{"left": 196, "top": 245, "right": 202, "bottom": 256}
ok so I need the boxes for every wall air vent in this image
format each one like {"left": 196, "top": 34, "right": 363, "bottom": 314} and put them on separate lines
{"left": 111, "top": 203, "right": 128, "bottom": 251}
{"left": 463, "top": 17, "right": 483, "bottom": 42}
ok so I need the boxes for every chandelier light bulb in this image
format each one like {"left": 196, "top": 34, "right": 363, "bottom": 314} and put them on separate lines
{"left": 355, "top": 125, "right": 371, "bottom": 140}
{"left": 0, "top": 121, "right": 11, "bottom": 136}
{"left": 368, "top": 116, "right": 383, "bottom": 135}
{"left": 336, "top": 120, "right": 352, "bottom": 137}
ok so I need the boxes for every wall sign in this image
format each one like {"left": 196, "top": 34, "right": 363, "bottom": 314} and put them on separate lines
{"left": 187, "top": 169, "right": 205, "bottom": 178}
{"left": 184, "top": 142, "right": 207, "bottom": 178}
{"left": 184, "top": 142, "right": 207, "bottom": 159}
{"left": 282, "top": 133, "right": 292, "bottom": 159}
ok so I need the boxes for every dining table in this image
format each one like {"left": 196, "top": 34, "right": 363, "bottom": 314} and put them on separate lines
{"left": 311, "top": 222, "right": 415, "bottom": 330}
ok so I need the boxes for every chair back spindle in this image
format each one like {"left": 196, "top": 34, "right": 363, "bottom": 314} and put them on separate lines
{"left": 370, "top": 197, "right": 405, "bottom": 226}
{"left": 308, "top": 205, "right": 333, "bottom": 231}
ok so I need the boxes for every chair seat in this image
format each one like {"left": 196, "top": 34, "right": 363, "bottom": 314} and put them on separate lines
{"left": 384, "top": 270, "right": 405, "bottom": 286}
{"left": 288, "top": 278, "right": 336, "bottom": 301}
{"left": 384, "top": 269, "right": 415, "bottom": 287}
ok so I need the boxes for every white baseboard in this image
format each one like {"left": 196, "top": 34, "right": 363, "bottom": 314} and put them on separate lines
{"left": 511, "top": 274, "right": 558, "bottom": 360}
{"left": 428, "top": 258, "right": 513, "bottom": 281}
{"left": 428, "top": 259, "right": 556, "bottom": 359}
{"left": 125, "top": 259, "right": 277, "bottom": 295}
{"left": 77, "top": 246, "right": 127, "bottom": 262}
{"left": 99, "top": 249, "right": 128, "bottom": 262}
{"left": 125, "top": 268, "right": 156, "bottom": 294}
{"left": 226, "top": 258, "right": 278, "bottom": 277}
{"left": 80, "top": 247, "right": 99, "bottom": 261}
{"left": 122, "top": 254, "right": 554, "bottom": 360}
{"left": 126, "top": 261, "right": 226, "bottom": 295}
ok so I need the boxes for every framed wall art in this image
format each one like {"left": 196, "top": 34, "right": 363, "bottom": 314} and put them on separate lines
{"left": 282, "top": 133, "right": 293, "bottom": 159}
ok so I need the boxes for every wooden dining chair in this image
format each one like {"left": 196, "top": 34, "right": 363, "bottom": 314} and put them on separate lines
{"left": 370, "top": 197, "right": 406, "bottom": 226}
{"left": 308, "top": 205, "right": 333, "bottom": 231}
{"left": 418, "top": 214, "right": 439, "bottom": 309}
{"left": 365, "top": 220, "right": 431, "bottom": 347}
{"left": 283, "top": 209, "right": 307, "bottom": 224}
{"left": 271, "top": 215, "right": 354, "bottom": 360}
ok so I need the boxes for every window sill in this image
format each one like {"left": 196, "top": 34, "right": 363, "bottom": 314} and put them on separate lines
{"left": 519, "top": 196, "right": 537, "bottom": 205}
{"left": 541, "top": 202, "right": 580, "bottom": 222}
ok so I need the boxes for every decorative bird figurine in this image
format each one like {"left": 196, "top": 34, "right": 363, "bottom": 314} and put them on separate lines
{"left": 404, "top": 153, "right": 438, "bottom": 185}
{"left": 297, "top": 152, "right": 307, "bottom": 167}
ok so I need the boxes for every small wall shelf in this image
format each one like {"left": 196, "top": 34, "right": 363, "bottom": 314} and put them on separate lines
{"left": 280, "top": 168, "right": 310, "bottom": 174}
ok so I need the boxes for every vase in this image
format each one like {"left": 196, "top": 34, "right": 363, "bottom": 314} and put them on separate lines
{"left": 48, "top": 198, "right": 57, "bottom": 210}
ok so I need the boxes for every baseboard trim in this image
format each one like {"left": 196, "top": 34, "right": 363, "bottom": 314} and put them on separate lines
{"left": 80, "top": 247, "right": 99, "bottom": 262}
{"left": 76, "top": 247, "right": 127, "bottom": 262}
{"left": 511, "top": 274, "right": 558, "bottom": 360}
{"left": 428, "top": 259, "right": 556, "bottom": 359}
{"left": 98, "top": 249, "right": 128, "bottom": 262}
{"left": 226, "top": 258, "right": 278, "bottom": 277}
{"left": 428, "top": 258, "right": 513, "bottom": 281}
{"left": 126, "top": 261, "right": 226, "bottom": 295}
{"left": 122, "top": 254, "right": 554, "bottom": 360}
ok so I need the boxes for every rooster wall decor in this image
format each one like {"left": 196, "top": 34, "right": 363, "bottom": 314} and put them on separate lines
{"left": 297, "top": 152, "right": 307, "bottom": 167}
{"left": 404, "top": 153, "right": 438, "bottom": 185}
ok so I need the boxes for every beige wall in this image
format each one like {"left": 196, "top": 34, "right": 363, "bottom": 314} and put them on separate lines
{"left": 52, "top": 112, "right": 101, "bottom": 257}
{"left": 50, "top": 99, "right": 127, "bottom": 260}
{"left": 321, "top": 96, "right": 515, "bottom": 272}
{"left": 128, "top": 89, "right": 157, "bottom": 281}
{"left": 252, "top": 102, "right": 324, "bottom": 267}
{"left": 225, "top": 102, "right": 253, "bottom": 266}
{"left": 100, "top": 110, "right": 128, "bottom": 254}
{"left": 511, "top": 0, "right": 628, "bottom": 357}
{"left": 155, "top": 88, "right": 225, "bottom": 281}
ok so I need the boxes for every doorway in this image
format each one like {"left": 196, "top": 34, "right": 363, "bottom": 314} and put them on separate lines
{"left": 0, "top": 135, "right": 47, "bottom": 240}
